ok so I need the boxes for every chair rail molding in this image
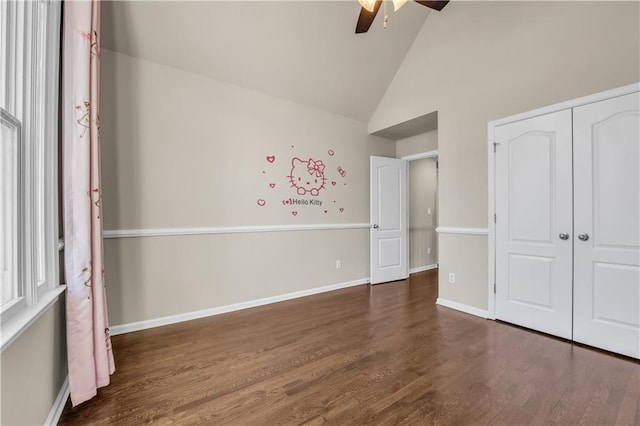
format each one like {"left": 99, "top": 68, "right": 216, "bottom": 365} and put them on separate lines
{"left": 435, "top": 226, "right": 489, "bottom": 236}
{"left": 103, "top": 223, "right": 372, "bottom": 239}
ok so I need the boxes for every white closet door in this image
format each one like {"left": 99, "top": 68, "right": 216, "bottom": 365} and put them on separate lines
{"left": 495, "top": 109, "right": 573, "bottom": 339}
{"left": 573, "top": 92, "right": 640, "bottom": 359}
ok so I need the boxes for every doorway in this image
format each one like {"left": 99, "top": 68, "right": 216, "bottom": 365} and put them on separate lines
{"left": 403, "top": 151, "right": 439, "bottom": 274}
{"left": 369, "top": 112, "right": 439, "bottom": 284}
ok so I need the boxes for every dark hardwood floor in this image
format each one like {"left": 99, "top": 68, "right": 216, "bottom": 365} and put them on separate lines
{"left": 60, "top": 270, "right": 640, "bottom": 425}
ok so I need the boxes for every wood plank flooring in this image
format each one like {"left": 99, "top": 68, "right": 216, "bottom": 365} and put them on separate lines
{"left": 60, "top": 270, "right": 640, "bottom": 425}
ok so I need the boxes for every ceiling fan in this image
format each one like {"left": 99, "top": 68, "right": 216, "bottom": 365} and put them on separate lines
{"left": 355, "top": 0, "right": 449, "bottom": 34}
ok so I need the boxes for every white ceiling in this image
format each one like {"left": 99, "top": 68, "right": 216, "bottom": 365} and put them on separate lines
{"left": 101, "top": 1, "right": 432, "bottom": 122}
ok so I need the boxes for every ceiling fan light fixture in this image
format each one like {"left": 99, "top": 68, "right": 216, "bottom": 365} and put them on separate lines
{"left": 355, "top": 0, "right": 449, "bottom": 34}
{"left": 357, "top": 0, "right": 377, "bottom": 12}
{"left": 392, "top": 0, "right": 409, "bottom": 11}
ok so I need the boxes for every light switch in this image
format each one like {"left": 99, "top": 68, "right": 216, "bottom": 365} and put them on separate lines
{"left": 427, "top": 208, "right": 432, "bottom": 216}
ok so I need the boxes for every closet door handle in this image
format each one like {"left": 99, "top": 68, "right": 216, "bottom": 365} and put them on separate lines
{"left": 559, "top": 233, "right": 569, "bottom": 240}
{"left": 578, "top": 233, "right": 589, "bottom": 241}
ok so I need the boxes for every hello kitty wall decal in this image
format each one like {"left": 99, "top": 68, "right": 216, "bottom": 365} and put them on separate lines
{"left": 256, "top": 147, "right": 348, "bottom": 217}
{"left": 288, "top": 157, "right": 326, "bottom": 196}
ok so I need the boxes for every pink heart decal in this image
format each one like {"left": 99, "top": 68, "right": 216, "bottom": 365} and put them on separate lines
{"left": 331, "top": 181, "right": 336, "bottom": 186}
{"left": 269, "top": 183, "right": 275, "bottom": 188}
{"left": 266, "top": 155, "right": 275, "bottom": 163}
{"left": 257, "top": 199, "right": 266, "bottom": 206}
{"left": 339, "top": 208, "right": 344, "bottom": 212}
{"left": 292, "top": 211, "right": 298, "bottom": 216}
{"left": 328, "top": 149, "right": 335, "bottom": 156}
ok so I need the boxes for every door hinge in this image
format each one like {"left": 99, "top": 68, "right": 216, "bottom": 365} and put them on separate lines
{"left": 493, "top": 142, "right": 500, "bottom": 153}
{"left": 494, "top": 282, "right": 496, "bottom": 293}
{"left": 494, "top": 213, "right": 497, "bottom": 223}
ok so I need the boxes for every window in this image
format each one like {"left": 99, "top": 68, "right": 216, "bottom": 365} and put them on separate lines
{"left": 0, "top": 0, "right": 63, "bottom": 351}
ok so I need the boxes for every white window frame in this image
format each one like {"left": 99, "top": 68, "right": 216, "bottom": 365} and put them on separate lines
{"left": 0, "top": 0, "right": 64, "bottom": 352}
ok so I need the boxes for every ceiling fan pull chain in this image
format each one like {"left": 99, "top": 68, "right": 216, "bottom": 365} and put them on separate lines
{"left": 383, "top": 0, "right": 388, "bottom": 28}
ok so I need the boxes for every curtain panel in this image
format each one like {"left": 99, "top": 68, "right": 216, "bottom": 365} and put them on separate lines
{"left": 62, "top": 0, "right": 115, "bottom": 407}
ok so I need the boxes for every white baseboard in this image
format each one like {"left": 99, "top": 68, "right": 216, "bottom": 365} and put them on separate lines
{"left": 409, "top": 264, "right": 438, "bottom": 274}
{"left": 436, "top": 298, "right": 488, "bottom": 319}
{"left": 110, "top": 278, "right": 370, "bottom": 336}
{"left": 45, "top": 376, "right": 69, "bottom": 426}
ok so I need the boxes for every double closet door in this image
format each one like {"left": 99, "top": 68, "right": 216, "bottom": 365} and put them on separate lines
{"left": 495, "top": 92, "right": 639, "bottom": 359}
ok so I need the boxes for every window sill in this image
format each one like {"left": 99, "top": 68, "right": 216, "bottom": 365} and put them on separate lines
{"left": 0, "top": 285, "right": 66, "bottom": 353}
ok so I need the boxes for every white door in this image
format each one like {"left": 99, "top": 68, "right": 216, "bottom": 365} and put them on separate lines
{"left": 495, "top": 110, "right": 574, "bottom": 339}
{"left": 370, "top": 156, "right": 408, "bottom": 284}
{"left": 573, "top": 92, "right": 640, "bottom": 359}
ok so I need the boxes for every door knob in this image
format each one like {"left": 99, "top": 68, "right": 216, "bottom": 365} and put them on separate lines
{"left": 559, "top": 233, "right": 569, "bottom": 240}
{"left": 578, "top": 233, "right": 589, "bottom": 241}
{"left": 372, "top": 224, "right": 379, "bottom": 229}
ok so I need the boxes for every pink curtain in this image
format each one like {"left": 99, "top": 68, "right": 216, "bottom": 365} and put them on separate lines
{"left": 62, "top": 0, "right": 115, "bottom": 407}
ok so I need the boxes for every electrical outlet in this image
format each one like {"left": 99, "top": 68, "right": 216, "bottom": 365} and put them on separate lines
{"left": 336, "top": 259, "right": 342, "bottom": 269}
{"left": 448, "top": 273, "right": 455, "bottom": 284}
{"left": 427, "top": 247, "right": 431, "bottom": 255}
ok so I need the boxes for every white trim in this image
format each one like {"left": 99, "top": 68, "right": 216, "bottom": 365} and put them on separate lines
{"left": 43, "top": 0, "right": 61, "bottom": 300}
{"left": 401, "top": 149, "right": 439, "bottom": 161}
{"left": 436, "top": 227, "right": 488, "bottom": 236}
{"left": 103, "top": 223, "right": 371, "bottom": 239}
{"left": 0, "top": 285, "right": 65, "bottom": 353}
{"left": 487, "top": 119, "right": 497, "bottom": 319}
{"left": 409, "top": 264, "right": 438, "bottom": 274}
{"left": 487, "top": 82, "right": 640, "bottom": 320}
{"left": 110, "top": 278, "right": 370, "bottom": 335}
{"left": 436, "top": 298, "right": 488, "bottom": 319}
{"left": 45, "top": 376, "right": 69, "bottom": 426}
{"left": 1, "top": 107, "right": 23, "bottom": 320}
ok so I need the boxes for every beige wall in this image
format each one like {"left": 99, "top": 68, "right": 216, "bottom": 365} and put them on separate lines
{"left": 0, "top": 300, "right": 67, "bottom": 425}
{"left": 370, "top": 1, "right": 640, "bottom": 310}
{"left": 101, "top": 49, "right": 395, "bottom": 326}
{"left": 105, "top": 230, "right": 371, "bottom": 325}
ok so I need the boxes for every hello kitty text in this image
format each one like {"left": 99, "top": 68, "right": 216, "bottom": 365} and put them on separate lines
{"left": 282, "top": 198, "right": 323, "bottom": 207}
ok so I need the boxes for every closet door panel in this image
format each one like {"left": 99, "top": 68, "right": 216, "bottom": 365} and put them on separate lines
{"left": 573, "top": 92, "right": 640, "bottom": 359}
{"left": 495, "top": 109, "right": 573, "bottom": 339}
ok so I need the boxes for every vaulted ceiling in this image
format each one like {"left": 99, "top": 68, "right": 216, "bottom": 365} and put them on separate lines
{"left": 101, "top": 1, "right": 433, "bottom": 122}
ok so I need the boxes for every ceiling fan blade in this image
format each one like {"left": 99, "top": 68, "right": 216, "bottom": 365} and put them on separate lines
{"left": 355, "top": 0, "right": 382, "bottom": 34}
{"left": 414, "top": 0, "right": 449, "bottom": 11}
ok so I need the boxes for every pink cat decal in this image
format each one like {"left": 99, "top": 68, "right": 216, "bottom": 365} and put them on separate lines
{"left": 287, "top": 157, "right": 327, "bottom": 196}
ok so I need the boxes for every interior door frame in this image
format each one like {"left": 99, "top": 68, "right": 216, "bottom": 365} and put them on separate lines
{"left": 487, "top": 82, "right": 640, "bottom": 320}
{"left": 400, "top": 149, "right": 439, "bottom": 162}
{"left": 369, "top": 150, "right": 439, "bottom": 285}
